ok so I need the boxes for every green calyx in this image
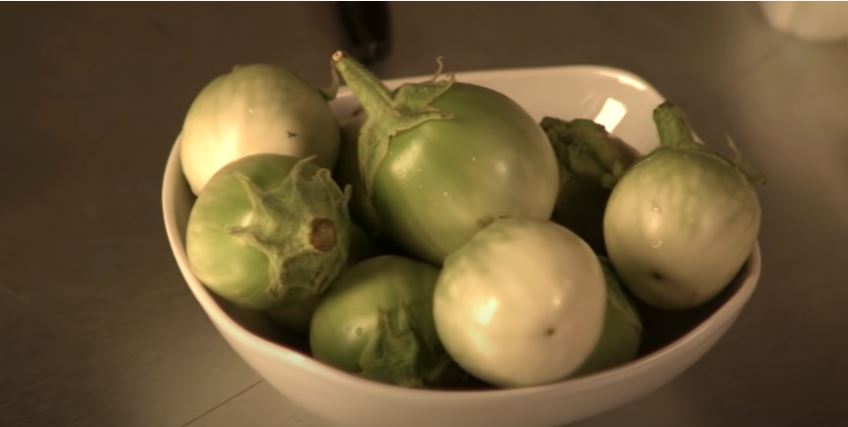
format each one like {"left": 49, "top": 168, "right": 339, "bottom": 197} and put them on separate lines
{"left": 540, "top": 117, "right": 637, "bottom": 190}
{"left": 230, "top": 157, "right": 351, "bottom": 306}
{"left": 358, "top": 303, "right": 424, "bottom": 387}
{"left": 357, "top": 299, "right": 461, "bottom": 388}
{"left": 652, "top": 102, "right": 765, "bottom": 185}
{"left": 331, "top": 51, "right": 455, "bottom": 207}
{"left": 541, "top": 117, "right": 637, "bottom": 254}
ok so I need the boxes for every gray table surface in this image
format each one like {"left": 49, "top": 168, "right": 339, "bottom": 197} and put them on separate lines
{"left": 2, "top": 3, "right": 846, "bottom": 426}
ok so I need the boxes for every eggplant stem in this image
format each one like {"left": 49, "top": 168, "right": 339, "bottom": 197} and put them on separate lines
{"left": 653, "top": 101, "right": 697, "bottom": 149}
{"left": 332, "top": 50, "right": 394, "bottom": 117}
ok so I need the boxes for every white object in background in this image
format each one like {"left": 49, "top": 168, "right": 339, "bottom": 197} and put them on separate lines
{"left": 761, "top": 2, "right": 848, "bottom": 41}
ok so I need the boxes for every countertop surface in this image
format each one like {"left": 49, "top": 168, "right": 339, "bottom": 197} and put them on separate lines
{"left": 2, "top": 3, "right": 846, "bottom": 426}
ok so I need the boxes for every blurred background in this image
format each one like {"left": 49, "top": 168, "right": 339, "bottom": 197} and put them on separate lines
{"left": 1, "top": 2, "right": 846, "bottom": 426}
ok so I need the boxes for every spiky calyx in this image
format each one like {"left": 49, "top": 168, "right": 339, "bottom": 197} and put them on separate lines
{"left": 231, "top": 157, "right": 352, "bottom": 306}
{"left": 331, "top": 51, "right": 455, "bottom": 211}
{"left": 652, "top": 102, "right": 765, "bottom": 185}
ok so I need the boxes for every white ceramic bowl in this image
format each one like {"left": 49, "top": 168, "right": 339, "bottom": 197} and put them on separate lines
{"left": 162, "top": 65, "right": 761, "bottom": 427}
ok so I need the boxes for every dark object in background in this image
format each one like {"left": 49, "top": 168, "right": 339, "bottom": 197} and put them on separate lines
{"left": 337, "top": 2, "right": 391, "bottom": 65}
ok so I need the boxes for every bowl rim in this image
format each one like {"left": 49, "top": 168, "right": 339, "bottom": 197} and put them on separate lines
{"left": 162, "top": 63, "right": 761, "bottom": 402}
